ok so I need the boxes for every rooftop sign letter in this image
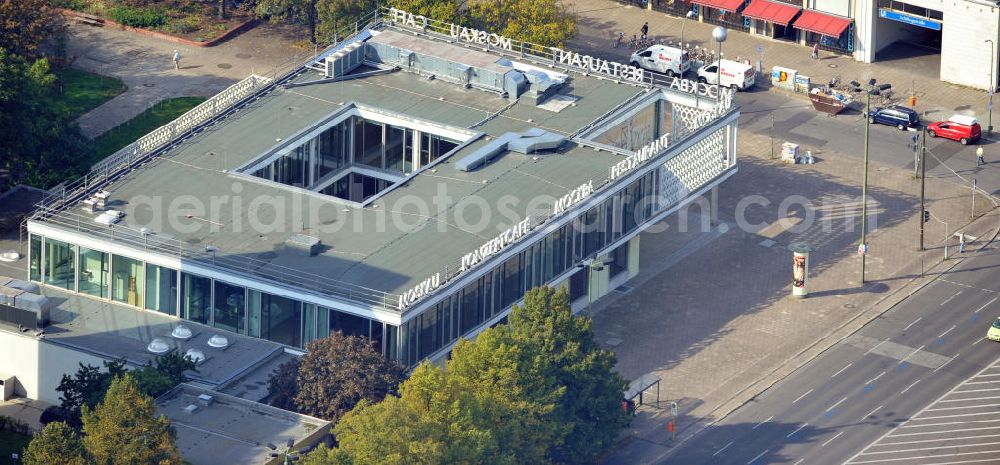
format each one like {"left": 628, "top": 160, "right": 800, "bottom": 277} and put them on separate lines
{"left": 398, "top": 273, "right": 441, "bottom": 309}
{"left": 460, "top": 218, "right": 531, "bottom": 272}
{"left": 553, "top": 180, "right": 594, "bottom": 215}
{"left": 450, "top": 25, "right": 513, "bottom": 50}
{"left": 388, "top": 8, "right": 428, "bottom": 29}
{"left": 551, "top": 47, "right": 644, "bottom": 83}
{"left": 609, "top": 133, "right": 670, "bottom": 181}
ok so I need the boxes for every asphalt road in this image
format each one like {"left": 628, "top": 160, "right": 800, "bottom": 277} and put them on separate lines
{"left": 661, "top": 245, "right": 1000, "bottom": 465}
{"left": 735, "top": 88, "right": 1000, "bottom": 196}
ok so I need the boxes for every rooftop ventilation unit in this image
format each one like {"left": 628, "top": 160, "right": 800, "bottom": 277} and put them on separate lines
{"left": 207, "top": 334, "right": 230, "bottom": 350}
{"left": 147, "top": 337, "right": 171, "bottom": 354}
{"left": 197, "top": 393, "right": 215, "bottom": 406}
{"left": 183, "top": 404, "right": 199, "bottom": 414}
{"left": 456, "top": 129, "right": 567, "bottom": 172}
{"left": 171, "top": 325, "right": 193, "bottom": 340}
{"left": 285, "top": 234, "right": 322, "bottom": 256}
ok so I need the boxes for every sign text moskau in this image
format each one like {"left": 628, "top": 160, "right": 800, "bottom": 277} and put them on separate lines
{"left": 461, "top": 218, "right": 531, "bottom": 272}
{"left": 609, "top": 133, "right": 670, "bottom": 181}
{"left": 553, "top": 180, "right": 594, "bottom": 215}
{"left": 550, "top": 47, "right": 644, "bottom": 83}
{"left": 398, "top": 272, "right": 440, "bottom": 309}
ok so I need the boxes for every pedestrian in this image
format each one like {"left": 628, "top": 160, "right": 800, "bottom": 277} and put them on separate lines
{"left": 811, "top": 43, "right": 819, "bottom": 60}
{"left": 977, "top": 147, "right": 985, "bottom": 166}
{"left": 641, "top": 22, "right": 649, "bottom": 39}
{"left": 959, "top": 233, "right": 967, "bottom": 253}
{"left": 172, "top": 50, "right": 181, "bottom": 70}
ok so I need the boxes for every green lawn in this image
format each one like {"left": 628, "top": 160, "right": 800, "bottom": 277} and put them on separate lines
{"left": 58, "top": 68, "right": 127, "bottom": 119}
{"left": 87, "top": 96, "right": 207, "bottom": 166}
{"left": 0, "top": 430, "right": 31, "bottom": 465}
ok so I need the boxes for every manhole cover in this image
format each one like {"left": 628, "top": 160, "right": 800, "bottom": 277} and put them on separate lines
{"left": 844, "top": 303, "right": 856, "bottom": 309}
{"left": 828, "top": 64, "right": 838, "bottom": 68}
{"left": 143, "top": 83, "right": 155, "bottom": 87}
{"left": 235, "top": 53, "right": 252, "bottom": 59}
{"left": 217, "top": 63, "right": 233, "bottom": 69}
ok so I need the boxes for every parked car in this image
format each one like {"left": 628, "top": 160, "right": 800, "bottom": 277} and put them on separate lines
{"left": 987, "top": 316, "right": 1000, "bottom": 341}
{"left": 630, "top": 45, "right": 690, "bottom": 77}
{"left": 927, "top": 115, "right": 981, "bottom": 145}
{"left": 695, "top": 59, "right": 756, "bottom": 91}
{"left": 868, "top": 105, "right": 920, "bottom": 130}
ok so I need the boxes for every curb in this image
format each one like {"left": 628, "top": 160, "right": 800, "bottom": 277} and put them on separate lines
{"left": 59, "top": 8, "right": 256, "bottom": 48}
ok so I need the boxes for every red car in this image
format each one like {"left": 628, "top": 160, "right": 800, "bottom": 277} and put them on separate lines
{"left": 927, "top": 115, "right": 981, "bottom": 145}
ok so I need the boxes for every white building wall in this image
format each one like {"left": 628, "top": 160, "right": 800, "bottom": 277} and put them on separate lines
{"left": 810, "top": 0, "right": 852, "bottom": 17}
{"left": 0, "top": 330, "right": 108, "bottom": 405}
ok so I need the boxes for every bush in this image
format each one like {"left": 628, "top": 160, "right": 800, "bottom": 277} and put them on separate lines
{"left": 165, "top": 15, "right": 200, "bottom": 34}
{"left": 49, "top": 0, "right": 90, "bottom": 11}
{"left": 39, "top": 406, "right": 71, "bottom": 426}
{"left": 106, "top": 6, "right": 166, "bottom": 28}
{"left": 0, "top": 415, "right": 31, "bottom": 435}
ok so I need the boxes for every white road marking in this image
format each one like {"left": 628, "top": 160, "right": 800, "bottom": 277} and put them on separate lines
{"left": 899, "top": 345, "right": 926, "bottom": 365}
{"left": 934, "top": 353, "right": 959, "bottom": 373}
{"left": 712, "top": 441, "right": 733, "bottom": 457}
{"left": 901, "top": 379, "right": 922, "bottom": 395}
{"left": 822, "top": 431, "right": 844, "bottom": 447}
{"left": 889, "top": 424, "right": 1000, "bottom": 437}
{"left": 940, "top": 291, "right": 963, "bottom": 306}
{"left": 971, "top": 373, "right": 1000, "bottom": 379}
{"left": 926, "top": 402, "right": 1000, "bottom": 411}
{"left": 973, "top": 338, "right": 985, "bottom": 346}
{"left": 747, "top": 449, "right": 768, "bottom": 464}
{"left": 901, "top": 418, "right": 1000, "bottom": 429}
{"left": 939, "top": 325, "right": 958, "bottom": 338}
{"left": 877, "top": 433, "right": 1000, "bottom": 447}
{"left": 786, "top": 423, "right": 807, "bottom": 438}
{"left": 832, "top": 363, "right": 853, "bottom": 378}
{"left": 913, "top": 411, "right": 1000, "bottom": 421}
{"left": 904, "top": 317, "right": 923, "bottom": 331}
{"left": 941, "top": 395, "right": 1000, "bottom": 402}
{"left": 975, "top": 297, "right": 998, "bottom": 313}
{"left": 860, "top": 405, "right": 883, "bottom": 422}
{"left": 860, "top": 440, "right": 1000, "bottom": 455}
{"left": 752, "top": 416, "right": 773, "bottom": 430}
{"left": 791, "top": 389, "right": 813, "bottom": 404}
{"left": 850, "top": 450, "right": 1000, "bottom": 464}
{"left": 952, "top": 387, "right": 1000, "bottom": 394}
{"left": 866, "top": 371, "right": 887, "bottom": 385}
{"left": 962, "top": 380, "right": 1000, "bottom": 385}
{"left": 792, "top": 460, "right": 804, "bottom": 465}
{"left": 866, "top": 338, "right": 891, "bottom": 355}
{"left": 827, "top": 396, "right": 849, "bottom": 412}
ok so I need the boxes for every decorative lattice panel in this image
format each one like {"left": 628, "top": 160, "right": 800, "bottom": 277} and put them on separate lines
{"left": 659, "top": 124, "right": 730, "bottom": 209}
{"left": 672, "top": 103, "right": 717, "bottom": 141}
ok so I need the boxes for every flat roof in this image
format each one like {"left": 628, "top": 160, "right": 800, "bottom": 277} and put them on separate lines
{"left": 157, "top": 384, "right": 329, "bottom": 465}
{"left": 31, "top": 25, "right": 732, "bottom": 313}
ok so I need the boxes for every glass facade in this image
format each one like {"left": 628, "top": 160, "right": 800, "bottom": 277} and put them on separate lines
{"left": 112, "top": 255, "right": 143, "bottom": 307}
{"left": 78, "top": 248, "right": 109, "bottom": 298}
{"left": 180, "top": 272, "right": 212, "bottom": 325}
{"left": 253, "top": 291, "right": 302, "bottom": 347}
{"left": 29, "top": 235, "right": 41, "bottom": 281}
{"left": 44, "top": 238, "right": 75, "bottom": 290}
{"left": 213, "top": 281, "right": 246, "bottom": 334}
{"left": 145, "top": 263, "right": 177, "bottom": 315}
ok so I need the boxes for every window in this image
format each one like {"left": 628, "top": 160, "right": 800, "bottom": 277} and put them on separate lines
{"left": 29, "top": 235, "right": 41, "bottom": 282}
{"left": 329, "top": 309, "right": 370, "bottom": 338}
{"left": 385, "top": 324, "right": 398, "bottom": 361}
{"left": 79, "top": 248, "right": 109, "bottom": 299}
{"left": 356, "top": 119, "right": 383, "bottom": 168}
{"left": 384, "top": 125, "right": 405, "bottom": 174}
{"left": 180, "top": 273, "right": 212, "bottom": 324}
{"left": 419, "top": 308, "right": 441, "bottom": 359}
{"left": 461, "top": 280, "right": 481, "bottom": 333}
{"left": 45, "top": 238, "right": 75, "bottom": 290}
{"left": 145, "top": 264, "right": 177, "bottom": 315}
{"left": 213, "top": 281, "right": 246, "bottom": 334}
{"left": 501, "top": 253, "right": 523, "bottom": 308}
{"left": 112, "top": 255, "right": 143, "bottom": 307}
{"left": 256, "top": 292, "right": 302, "bottom": 347}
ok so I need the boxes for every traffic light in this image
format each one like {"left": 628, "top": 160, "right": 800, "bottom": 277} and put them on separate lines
{"left": 923, "top": 211, "right": 930, "bottom": 223}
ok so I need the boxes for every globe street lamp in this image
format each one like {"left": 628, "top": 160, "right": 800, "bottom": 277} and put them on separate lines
{"left": 712, "top": 26, "right": 728, "bottom": 91}
{"left": 681, "top": 10, "right": 696, "bottom": 49}
{"left": 986, "top": 39, "right": 995, "bottom": 135}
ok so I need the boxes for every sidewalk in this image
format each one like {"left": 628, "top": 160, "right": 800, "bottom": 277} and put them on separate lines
{"left": 67, "top": 22, "right": 309, "bottom": 139}
{"left": 566, "top": 0, "right": 992, "bottom": 126}
{"left": 588, "top": 125, "right": 999, "bottom": 463}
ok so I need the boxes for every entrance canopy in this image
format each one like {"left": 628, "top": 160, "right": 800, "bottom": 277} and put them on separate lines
{"left": 691, "top": 0, "right": 745, "bottom": 12}
{"left": 742, "top": 0, "right": 801, "bottom": 26}
{"left": 793, "top": 10, "right": 851, "bottom": 37}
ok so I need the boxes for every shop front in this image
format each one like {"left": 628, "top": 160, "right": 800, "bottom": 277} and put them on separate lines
{"left": 793, "top": 9, "right": 854, "bottom": 54}
{"left": 742, "top": 0, "right": 802, "bottom": 41}
{"left": 692, "top": 0, "right": 750, "bottom": 32}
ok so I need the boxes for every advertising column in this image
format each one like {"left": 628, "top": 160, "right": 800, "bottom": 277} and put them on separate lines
{"left": 789, "top": 243, "right": 811, "bottom": 297}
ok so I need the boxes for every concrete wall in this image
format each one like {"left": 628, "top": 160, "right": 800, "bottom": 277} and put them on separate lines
{"left": 0, "top": 330, "right": 107, "bottom": 405}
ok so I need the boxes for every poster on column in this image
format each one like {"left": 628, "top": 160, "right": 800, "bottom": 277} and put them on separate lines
{"left": 790, "top": 243, "right": 810, "bottom": 297}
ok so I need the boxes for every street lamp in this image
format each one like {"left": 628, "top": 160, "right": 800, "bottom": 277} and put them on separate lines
{"left": 681, "top": 10, "right": 696, "bottom": 49}
{"left": 986, "top": 39, "right": 995, "bottom": 135}
{"left": 712, "top": 26, "right": 728, "bottom": 92}
{"left": 859, "top": 78, "right": 891, "bottom": 284}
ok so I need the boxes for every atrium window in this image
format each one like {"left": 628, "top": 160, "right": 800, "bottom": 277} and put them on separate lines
{"left": 29, "top": 235, "right": 41, "bottom": 281}
{"left": 112, "top": 255, "right": 144, "bottom": 307}
{"left": 44, "top": 238, "right": 75, "bottom": 290}
{"left": 79, "top": 248, "right": 109, "bottom": 299}
{"left": 145, "top": 264, "right": 177, "bottom": 315}
{"left": 213, "top": 281, "right": 246, "bottom": 334}
{"left": 180, "top": 273, "right": 212, "bottom": 325}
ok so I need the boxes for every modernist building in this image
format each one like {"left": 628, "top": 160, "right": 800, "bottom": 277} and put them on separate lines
{"left": 655, "top": 0, "right": 1000, "bottom": 90}
{"left": 24, "top": 8, "right": 740, "bottom": 366}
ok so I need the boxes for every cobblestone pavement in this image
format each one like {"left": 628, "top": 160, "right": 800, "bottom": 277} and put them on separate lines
{"left": 67, "top": 22, "right": 309, "bottom": 139}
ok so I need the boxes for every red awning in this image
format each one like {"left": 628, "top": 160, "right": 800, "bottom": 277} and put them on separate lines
{"left": 792, "top": 10, "right": 852, "bottom": 37}
{"left": 741, "top": 0, "right": 801, "bottom": 26}
{"left": 691, "top": 0, "right": 746, "bottom": 13}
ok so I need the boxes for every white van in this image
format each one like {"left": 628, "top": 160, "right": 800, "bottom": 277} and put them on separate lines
{"left": 630, "top": 45, "right": 690, "bottom": 77}
{"left": 696, "top": 59, "right": 756, "bottom": 91}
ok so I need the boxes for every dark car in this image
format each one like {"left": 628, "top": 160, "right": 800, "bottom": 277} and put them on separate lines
{"left": 868, "top": 105, "right": 920, "bottom": 130}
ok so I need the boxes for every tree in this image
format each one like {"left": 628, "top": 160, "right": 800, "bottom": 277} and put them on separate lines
{"left": 255, "top": 0, "right": 319, "bottom": 44}
{"left": 81, "top": 375, "right": 182, "bottom": 465}
{"left": 266, "top": 356, "right": 300, "bottom": 411}
{"left": 0, "top": 0, "right": 64, "bottom": 60}
{"left": 56, "top": 359, "right": 127, "bottom": 427}
{"left": 218, "top": 0, "right": 227, "bottom": 19}
{"left": 22, "top": 421, "right": 87, "bottom": 465}
{"left": 256, "top": 0, "right": 377, "bottom": 45}
{"left": 464, "top": 0, "right": 576, "bottom": 47}
{"left": 292, "top": 332, "right": 405, "bottom": 422}
{"left": 385, "top": 0, "right": 457, "bottom": 22}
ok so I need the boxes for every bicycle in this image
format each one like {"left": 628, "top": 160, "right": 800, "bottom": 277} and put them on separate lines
{"left": 613, "top": 32, "right": 624, "bottom": 49}
{"left": 629, "top": 35, "right": 638, "bottom": 49}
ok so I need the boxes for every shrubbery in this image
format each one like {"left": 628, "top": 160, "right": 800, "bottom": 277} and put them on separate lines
{"left": 106, "top": 5, "right": 166, "bottom": 28}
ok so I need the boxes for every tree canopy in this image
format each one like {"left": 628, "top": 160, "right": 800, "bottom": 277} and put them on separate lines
{"left": 0, "top": 0, "right": 64, "bottom": 60}
{"left": 81, "top": 375, "right": 182, "bottom": 465}
{"left": 22, "top": 421, "right": 87, "bottom": 465}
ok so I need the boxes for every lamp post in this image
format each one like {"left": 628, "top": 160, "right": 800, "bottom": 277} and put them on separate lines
{"left": 712, "top": 26, "right": 728, "bottom": 92}
{"left": 681, "top": 10, "right": 696, "bottom": 48}
{"left": 859, "top": 79, "right": 890, "bottom": 284}
{"left": 986, "top": 39, "right": 995, "bottom": 135}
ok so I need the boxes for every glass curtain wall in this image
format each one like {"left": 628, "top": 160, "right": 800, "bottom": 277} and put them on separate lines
{"left": 145, "top": 264, "right": 177, "bottom": 315}
{"left": 112, "top": 255, "right": 143, "bottom": 307}
{"left": 78, "top": 248, "right": 109, "bottom": 298}
{"left": 29, "top": 235, "right": 41, "bottom": 281}
{"left": 213, "top": 281, "right": 246, "bottom": 334}
{"left": 44, "top": 238, "right": 75, "bottom": 290}
{"left": 253, "top": 291, "right": 302, "bottom": 347}
{"left": 180, "top": 272, "right": 212, "bottom": 324}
